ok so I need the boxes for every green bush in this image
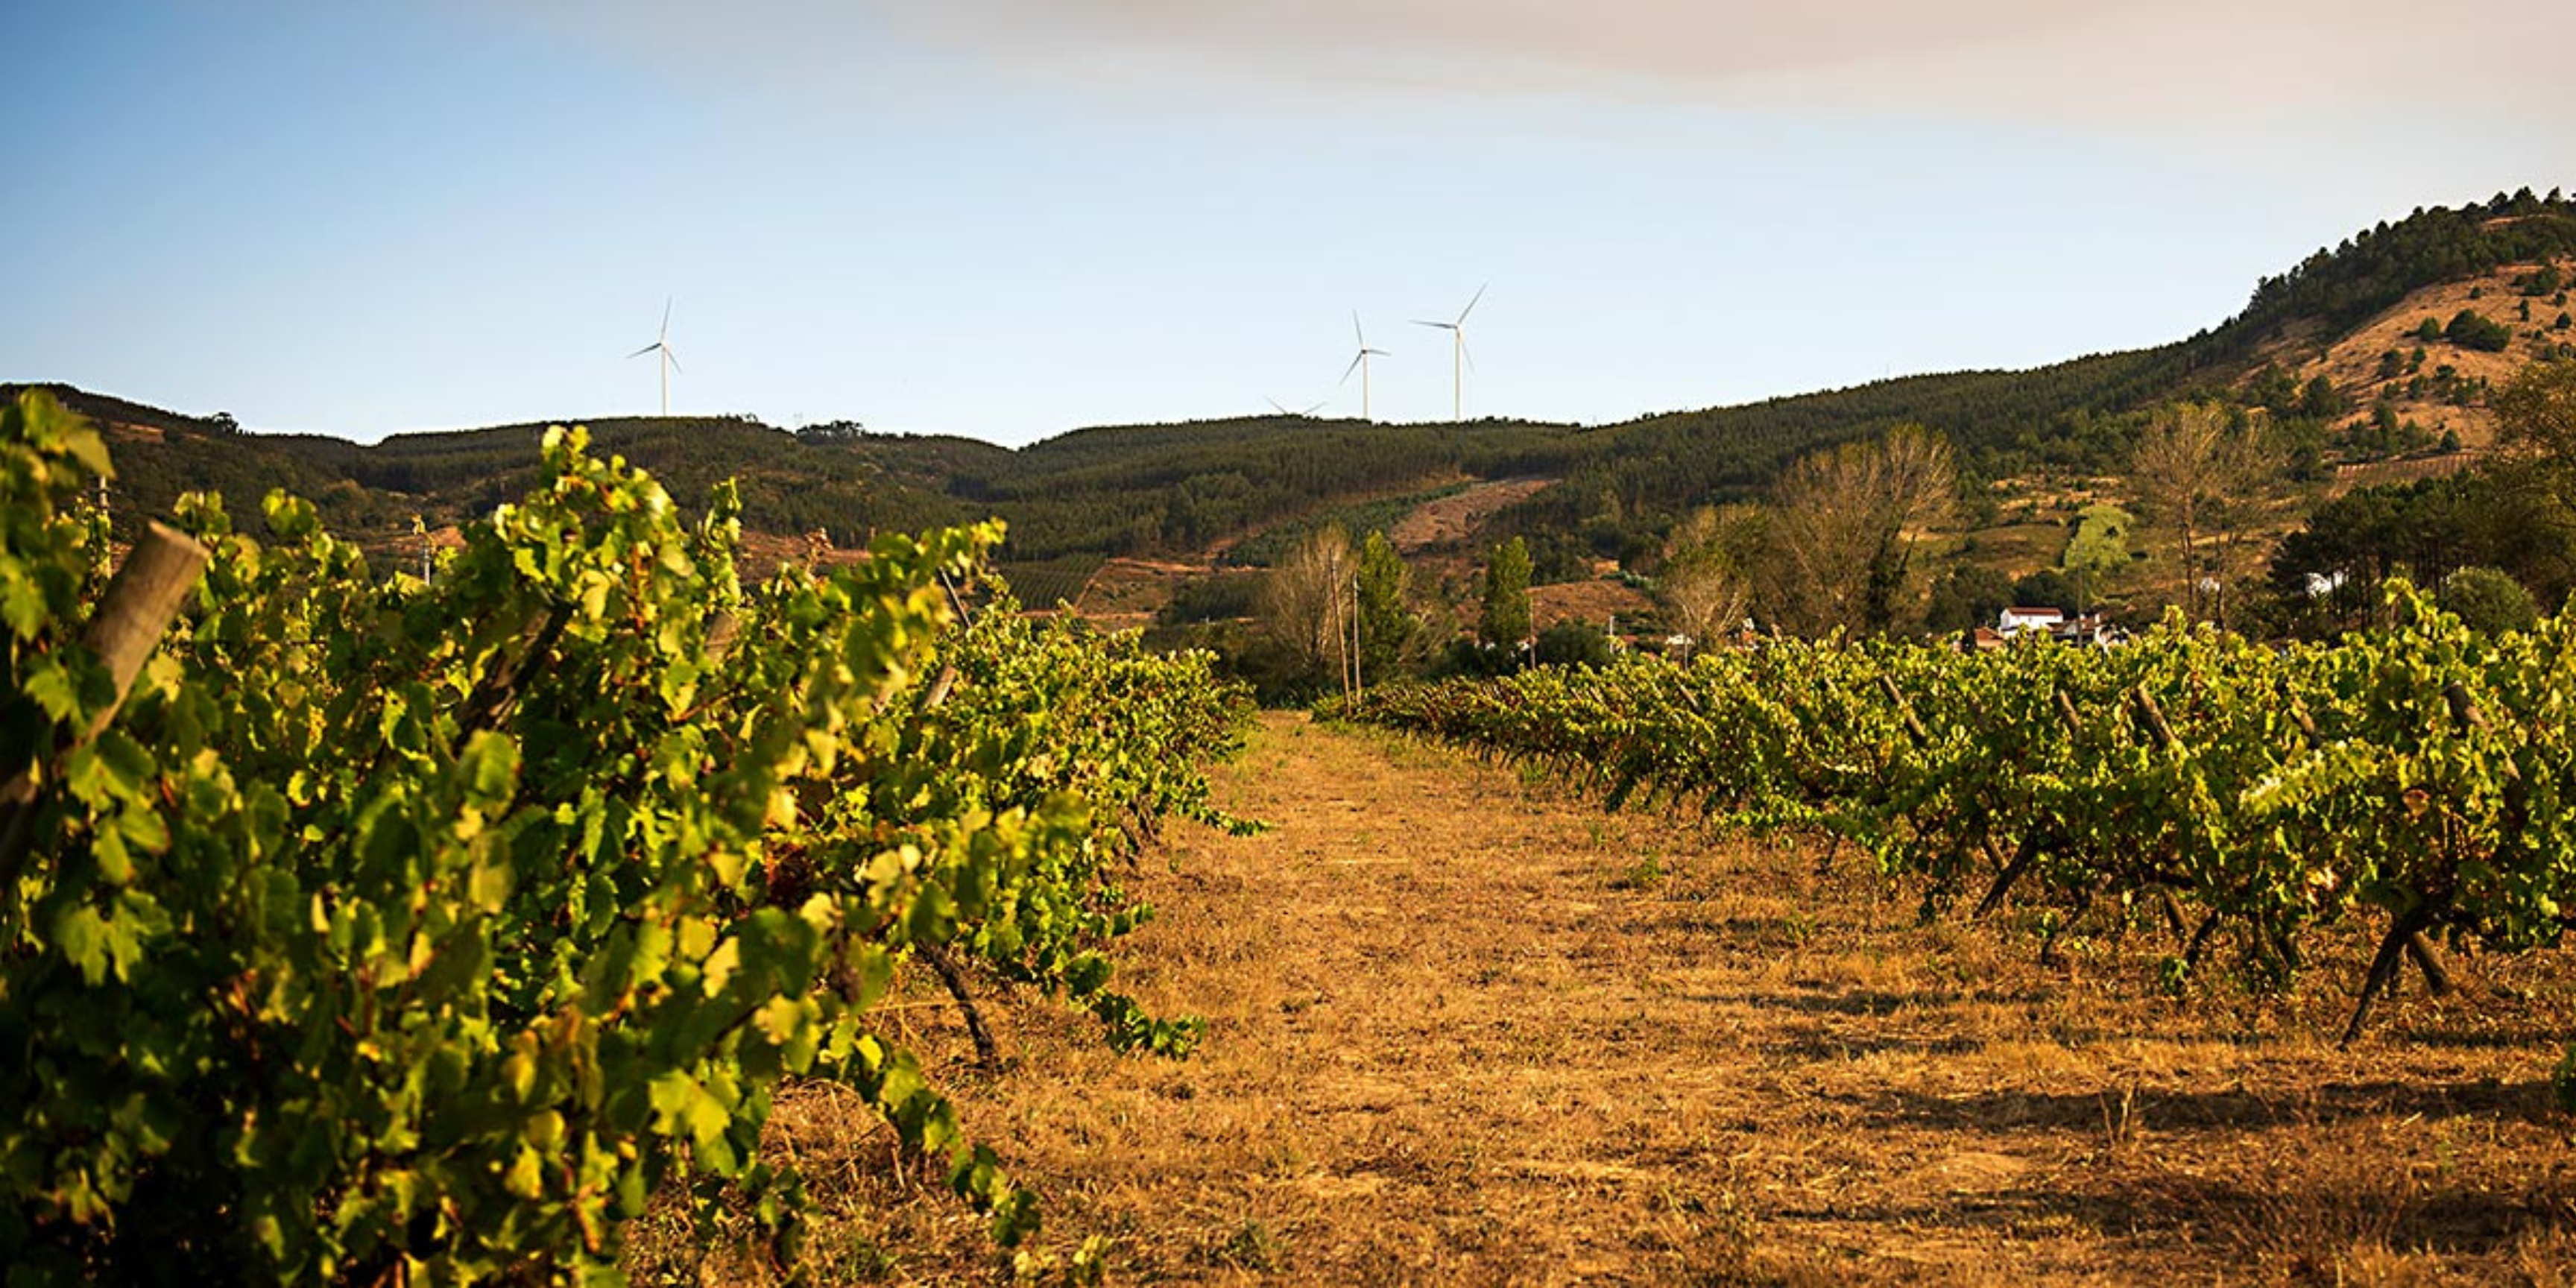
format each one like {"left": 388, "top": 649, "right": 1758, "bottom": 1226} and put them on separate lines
{"left": 1533, "top": 620, "right": 1614, "bottom": 669}
{"left": 2437, "top": 566, "right": 2539, "bottom": 634}
{"left": 2445, "top": 309, "right": 2514, "bottom": 353}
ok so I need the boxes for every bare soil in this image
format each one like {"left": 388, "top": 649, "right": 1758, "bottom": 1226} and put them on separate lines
{"left": 1061, "top": 558, "right": 1218, "bottom": 630}
{"left": 659, "top": 713, "right": 2576, "bottom": 1286}
{"left": 2266, "top": 265, "right": 2567, "bottom": 456}
{"left": 1389, "top": 479, "right": 1556, "bottom": 555}
{"left": 2334, "top": 452, "right": 2478, "bottom": 493}
{"left": 1529, "top": 577, "right": 1655, "bottom": 637}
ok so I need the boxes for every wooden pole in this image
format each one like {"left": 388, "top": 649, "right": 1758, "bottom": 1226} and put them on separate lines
{"left": 0, "top": 522, "right": 209, "bottom": 872}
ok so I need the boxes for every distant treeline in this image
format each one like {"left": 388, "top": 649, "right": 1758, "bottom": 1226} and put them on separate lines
{"left": 937, "top": 417, "right": 1573, "bottom": 562}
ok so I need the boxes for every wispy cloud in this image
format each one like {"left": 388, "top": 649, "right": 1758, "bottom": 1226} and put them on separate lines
{"left": 906, "top": 0, "right": 2080, "bottom": 92}
{"left": 470, "top": 0, "right": 2576, "bottom": 147}
{"left": 940, "top": 2, "right": 2566, "bottom": 132}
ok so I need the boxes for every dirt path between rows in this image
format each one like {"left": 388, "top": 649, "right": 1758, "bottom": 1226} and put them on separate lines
{"left": 751, "top": 713, "right": 2576, "bottom": 1286}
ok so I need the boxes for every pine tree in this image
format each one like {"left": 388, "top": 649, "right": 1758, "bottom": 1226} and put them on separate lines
{"left": 1480, "top": 537, "right": 1532, "bottom": 648}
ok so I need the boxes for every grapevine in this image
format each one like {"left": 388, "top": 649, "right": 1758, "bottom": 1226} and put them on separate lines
{"left": 0, "top": 391, "right": 1255, "bottom": 1282}
{"left": 1336, "top": 602, "right": 2576, "bottom": 1043}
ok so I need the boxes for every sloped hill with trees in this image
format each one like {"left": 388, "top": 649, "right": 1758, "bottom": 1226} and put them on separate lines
{"left": 21, "top": 188, "right": 2576, "bottom": 593}
{"left": 1489, "top": 189, "right": 2576, "bottom": 568}
{"left": 4, "top": 388, "right": 979, "bottom": 564}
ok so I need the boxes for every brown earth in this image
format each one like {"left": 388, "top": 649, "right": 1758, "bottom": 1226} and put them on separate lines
{"left": 1054, "top": 479, "right": 1577, "bottom": 637}
{"left": 1530, "top": 577, "right": 1654, "bottom": 637}
{"left": 1060, "top": 557, "right": 1217, "bottom": 630}
{"left": 1389, "top": 479, "right": 1556, "bottom": 555}
{"left": 655, "top": 714, "right": 2576, "bottom": 1286}
{"left": 1384, "top": 479, "right": 1652, "bottom": 637}
{"left": 736, "top": 528, "right": 873, "bottom": 580}
{"left": 99, "top": 419, "right": 168, "bottom": 445}
{"left": 2267, "top": 265, "right": 2569, "bottom": 455}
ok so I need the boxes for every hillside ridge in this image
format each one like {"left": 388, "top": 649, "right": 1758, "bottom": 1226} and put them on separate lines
{"left": 15, "top": 186, "right": 2576, "bottom": 593}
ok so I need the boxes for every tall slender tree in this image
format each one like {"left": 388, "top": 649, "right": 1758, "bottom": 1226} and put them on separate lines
{"left": 1480, "top": 536, "right": 1532, "bottom": 650}
{"left": 1354, "top": 530, "right": 1417, "bottom": 682}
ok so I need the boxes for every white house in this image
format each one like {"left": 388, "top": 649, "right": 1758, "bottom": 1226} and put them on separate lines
{"left": 1996, "top": 606, "right": 2065, "bottom": 637}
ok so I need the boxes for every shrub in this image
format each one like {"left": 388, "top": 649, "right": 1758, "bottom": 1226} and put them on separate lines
{"left": 2437, "top": 566, "right": 2539, "bottom": 634}
{"left": 1534, "top": 620, "right": 1614, "bottom": 669}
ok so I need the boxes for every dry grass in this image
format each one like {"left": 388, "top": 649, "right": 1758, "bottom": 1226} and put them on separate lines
{"left": 1530, "top": 577, "right": 1655, "bottom": 636}
{"left": 637, "top": 713, "right": 2576, "bottom": 1285}
{"left": 2270, "top": 263, "right": 2566, "bottom": 458}
{"left": 1387, "top": 479, "right": 1557, "bottom": 556}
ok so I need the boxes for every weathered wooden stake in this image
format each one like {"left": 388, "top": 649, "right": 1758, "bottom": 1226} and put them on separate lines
{"left": 0, "top": 522, "right": 209, "bottom": 872}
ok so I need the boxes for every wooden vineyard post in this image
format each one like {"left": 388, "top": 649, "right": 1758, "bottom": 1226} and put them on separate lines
{"left": 922, "top": 663, "right": 959, "bottom": 713}
{"left": 0, "top": 522, "right": 211, "bottom": 875}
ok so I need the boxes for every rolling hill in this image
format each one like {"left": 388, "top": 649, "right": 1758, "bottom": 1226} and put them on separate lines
{"left": 16, "top": 186, "right": 2576, "bottom": 608}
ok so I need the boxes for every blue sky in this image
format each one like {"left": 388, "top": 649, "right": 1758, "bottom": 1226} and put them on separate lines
{"left": 7, "top": 1, "right": 2571, "bottom": 446}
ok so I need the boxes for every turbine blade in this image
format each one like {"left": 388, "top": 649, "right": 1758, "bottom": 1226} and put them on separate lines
{"left": 628, "top": 344, "right": 659, "bottom": 359}
{"left": 1352, "top": 311, "right": 1366, "bottom": 346}
{"left": 1340, "top": 352, "right": 1364, "bottom": 385}
{"left": 663, "top": 347, "right": 683, "bottom": 374}
{"left": 1412, "top": 320, "right": 1451, "bottom": 329}
{"left": 1269, "top": 398, "right": 1292, "bottom": 414}
{"left": 1458, "top": 282, "right": 1486, "bottom": 323}
{"left": 1302, "top": 401, "right": 1325, "bottom": 415}
{"left": 661, "top": 297, "right": 673, "bottom": 338}
{"left": 1459, "top": 332, "right": 1475, "bottom": 373}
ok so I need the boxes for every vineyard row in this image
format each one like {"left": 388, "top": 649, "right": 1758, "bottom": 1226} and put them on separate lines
{"left": 0, "top": 391, "right": 1256, "bottom": 1283}
{"left": 1332, "top": 599, "right": 2576, "bottom": 1048}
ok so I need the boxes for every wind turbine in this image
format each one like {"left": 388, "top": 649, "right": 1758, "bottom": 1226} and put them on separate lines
{"left": 1267, "top": 397, "right": 1326, "bottom": 417}
{"left": 1412, "top": 283, "right": 1485, "bottom": 423}
{"left": 1340, "top": 312, "right": 1389, "bottom": 420}
{"left": 628, "top": 298, "right": 682, "bottom": 417}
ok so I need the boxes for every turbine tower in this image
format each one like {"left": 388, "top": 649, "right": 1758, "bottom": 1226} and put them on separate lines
{"left": 1412, "top": 283, "right": 1485, "bottom": 423}
{"left": 1339, "top": 313, "right": 1389, "bottom": 420}
{"left": 628, "top": 298, "right": 683, "bottom": 417}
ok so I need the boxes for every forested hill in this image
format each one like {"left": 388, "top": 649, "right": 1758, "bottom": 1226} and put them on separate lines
{"left": 22, "top": 187, "right": 2576, "bottom": 572}
{"left": 936, "top": 417, "right": 1577, "bottom": 560}
{"left": 2, "top": 390, "right": 981, "bottom": 555}
{"left": 9, "top": 382, "right": 1584, "bottom": 568}
{"left": 1503, "top": 189, "right": 2576, "bottom": 561}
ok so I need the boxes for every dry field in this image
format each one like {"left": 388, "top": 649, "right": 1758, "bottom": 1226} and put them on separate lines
{"left": 645, "top": 713, "right": 2576, "bottom": 1286}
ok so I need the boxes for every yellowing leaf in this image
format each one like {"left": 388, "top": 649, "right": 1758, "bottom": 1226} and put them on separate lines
{"left": 700, "top": 938, "right": 740, "bottom": 997}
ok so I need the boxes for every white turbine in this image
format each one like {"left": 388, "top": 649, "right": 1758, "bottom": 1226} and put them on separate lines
{"left": 1268, "top": 397, "right": 1326, "bottom": 417}
{"left": 1339, "top": 312, "right": 1389, "bottom": 421}
{"left": 1412, "top": 283, "right": 1485, "bottom": 423}
{"left": 627, "top": 298, "right": 683, "bottom": 417}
